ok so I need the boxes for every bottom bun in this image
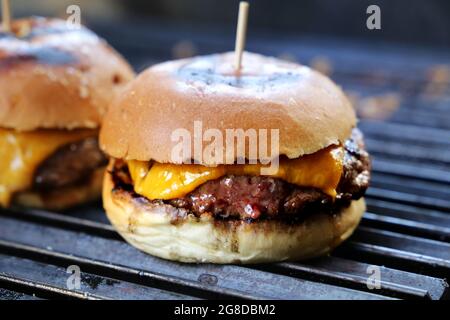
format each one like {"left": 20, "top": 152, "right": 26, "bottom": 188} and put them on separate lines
{"left": 14, "top": 167, "right": 105, "bottom": 211}
{"left": 103, "top": 169, "right": 365, "bottom": 264}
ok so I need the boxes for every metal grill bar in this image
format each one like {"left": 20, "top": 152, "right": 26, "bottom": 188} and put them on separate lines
{"left": 359, "top": 121, "right": 450, "bottom": 146}
{"left": 0, "top": 241, "right": 246, "bottom": 300}
{"left": 336, "top": 242, "right": 450, "bottom": 279}
{"left": 0, "top": 274, "right": 105, "bottom": 300}
{"left": 366, "top": 199, "right": 450, "bottom": 224}
{"left": 261, "top": 263, "right": 427, "bottom": 300}
{"left": 366, "top": 187, "right": 450, "bottom": 212}
{"left": 366, "top": 139, "right": 450, "bottom": 165}
{"left": 362, "top": 212, "right": 450, "bottom": 242}
{"left": 369, "top": 174, "right": 450, "bottom": 200}
{"left": 0, "top": 288, "right": 41, "bottom": 300}
{"left": 0, "top": 218, "right": 389, "bottom": 300}
{"left": 291, "top": 256, "right": 447, "bottom": 300}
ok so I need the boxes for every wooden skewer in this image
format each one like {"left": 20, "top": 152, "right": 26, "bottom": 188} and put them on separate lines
{"left": 2, "top": 0, "right": 11, "bottom": 32}
{"left": 234, "top": 1, "right": 249, "bottom": 71}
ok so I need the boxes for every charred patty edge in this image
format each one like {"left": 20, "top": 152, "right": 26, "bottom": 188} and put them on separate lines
{"left": 108, "top": 167, "right": 360, "bottom": 226}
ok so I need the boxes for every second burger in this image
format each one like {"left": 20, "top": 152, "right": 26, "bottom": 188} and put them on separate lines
{"left": 0, "top": 17, "right": 134, "bottom": 210}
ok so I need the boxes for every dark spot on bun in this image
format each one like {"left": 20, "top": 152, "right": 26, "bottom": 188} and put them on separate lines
{"left": 79, "top": 64, "right": 90, "bottom": 72}
{"left": 112, "top": 73, "right": 123, "bottom": 84}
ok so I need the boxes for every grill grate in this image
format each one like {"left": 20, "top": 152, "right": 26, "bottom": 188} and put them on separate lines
{"left": 0, "top": 20, "right": 449, "bottom": 300}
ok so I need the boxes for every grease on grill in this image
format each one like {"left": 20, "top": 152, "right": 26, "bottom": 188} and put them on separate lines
{"left": 81, "top": 274, "right": 119, "bottom": 290}
{"left": 198, "top": 274, "right": 218, "bottom": 286}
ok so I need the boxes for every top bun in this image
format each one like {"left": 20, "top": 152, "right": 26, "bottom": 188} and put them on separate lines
{"left": 0, "top": 17, "right": 134, "bottom": 131}
{"left": 100, "top": 52, "right": 355, "bottom": 164}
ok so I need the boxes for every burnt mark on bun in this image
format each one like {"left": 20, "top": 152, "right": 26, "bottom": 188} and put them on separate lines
{"left": 0, "top": 17, "right": 95, "bottom": 70}
{"left": 4, "top": 16, "right": 93, "bottom": 40}
{"left": 21, "top": 24, "right": 94, "bottom": 41}
{"left": 177, "top": 57, "right": 300, "bottom": 90}
{"left": 0, "top": 46, "right": 78, "bottom": 70}
{"left": 178, "top": 68, "right": 300, "bottom": 90}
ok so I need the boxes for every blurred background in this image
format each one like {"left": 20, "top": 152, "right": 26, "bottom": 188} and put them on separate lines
{"left": 8, "top": 0, "right": 450, "bottom": 48}
{"left": 5, "top": 0, "right": 450, "bottom": 122}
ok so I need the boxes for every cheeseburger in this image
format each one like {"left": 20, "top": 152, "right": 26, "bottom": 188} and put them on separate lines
{"left": 0, "top": 17, "right": 134, "bottom": 209}
{"left": 100, "top": 52, "right": 370, "bottom": 263}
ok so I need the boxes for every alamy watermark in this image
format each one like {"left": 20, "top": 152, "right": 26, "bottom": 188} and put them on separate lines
{"left": 171, "top": 121, "right": 280, "bottom": 174}
{"left": 366, "top": 265, "right": 381, "bottom": 289}
{"left": 66, "top": 265, "right": 81, "bottom": 290}
{"left": 66, "top": 5, "right": 81, "bottom": 29}
{"left": 366, "top": 5, "right": 381, "bottom": 30}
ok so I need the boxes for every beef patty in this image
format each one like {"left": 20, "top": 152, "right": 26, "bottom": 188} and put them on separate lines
{"left": 112, "top": 128, "right": 370, "bottom": 221}
{"left": 34, "top": 137, "right": 108, "bottom": 190}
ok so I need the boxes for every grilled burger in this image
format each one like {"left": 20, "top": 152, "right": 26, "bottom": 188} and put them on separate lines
{"left": 100, "top": 52, "right": 370, "bottom": 263}
{"left": 0, "top": 17, "right": 134, "bottom": 210}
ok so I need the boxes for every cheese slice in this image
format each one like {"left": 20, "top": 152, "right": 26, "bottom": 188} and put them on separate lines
{"left": 128, "top": 145, "right": 344, "bottom": 201}
{"left": 0, "top": 128, "right": 97, "bottom": 207}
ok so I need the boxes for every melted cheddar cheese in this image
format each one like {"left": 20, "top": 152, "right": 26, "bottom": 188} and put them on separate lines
{"left": 128, "top": 145, "right": 344, "bottom": 201}
{"left": 0, "top": 128, "right": 97, "bottom": 207}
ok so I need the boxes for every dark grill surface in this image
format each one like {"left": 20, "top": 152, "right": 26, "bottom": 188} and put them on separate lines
{"left": 1, "top": 21, "right": 449, "bottom": 300}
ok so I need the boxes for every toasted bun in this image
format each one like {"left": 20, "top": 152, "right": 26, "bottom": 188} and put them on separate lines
{"left": 100, "top": 52, "right": 355, "bottom": 164}
{"left": 13, "top": 167, "right": 104, "bottom": 211}
{"left": 103, "top": 165, "right": 365, "bottom": 263}
{"left": 0, "top": 17, "right": 134, "bottom": 131}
